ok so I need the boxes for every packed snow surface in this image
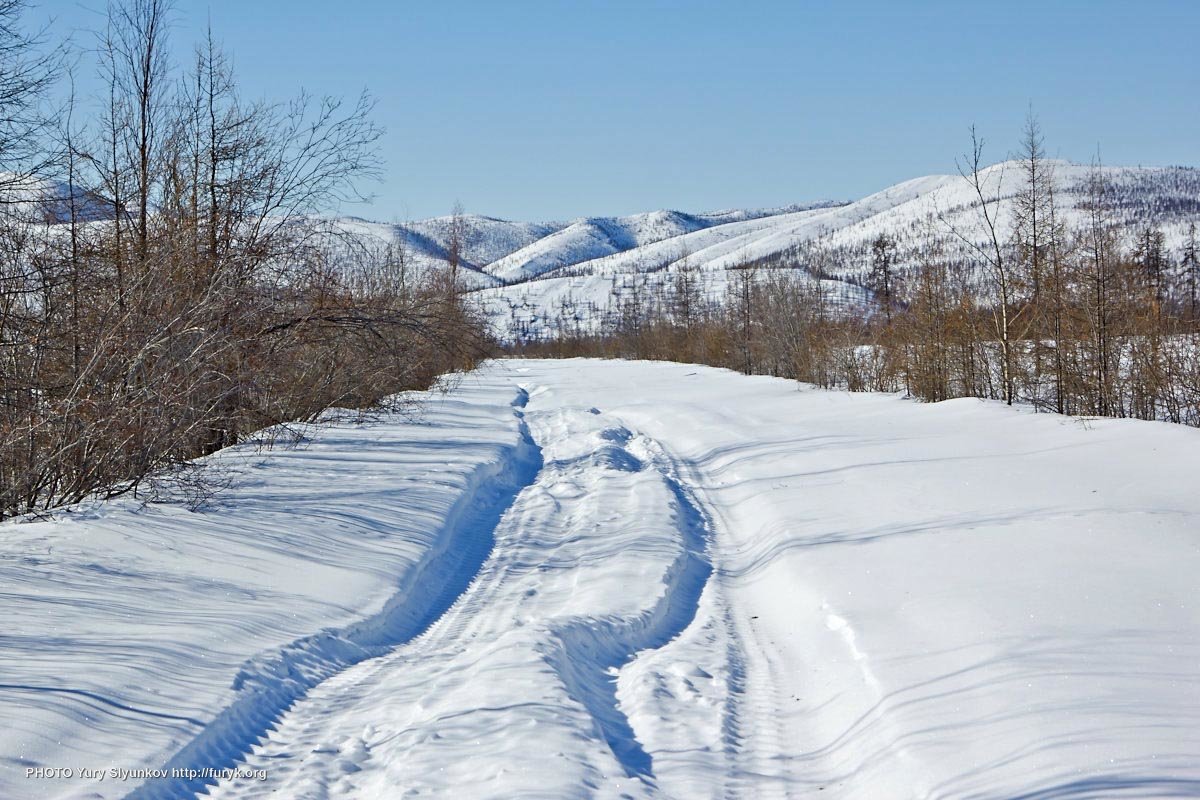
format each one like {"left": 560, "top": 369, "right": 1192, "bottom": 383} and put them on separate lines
{"left": 2, "top": 359, "right": 1198, "bottom": 799}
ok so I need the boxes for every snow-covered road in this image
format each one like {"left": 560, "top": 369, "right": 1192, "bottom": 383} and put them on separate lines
{"left": 4, "top": 359, "right": 1199, "bottom": 799}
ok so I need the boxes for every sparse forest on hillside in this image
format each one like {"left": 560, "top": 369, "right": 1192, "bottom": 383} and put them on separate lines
{"left": 515, "top": 116, "right": 1200, "bottom": 428}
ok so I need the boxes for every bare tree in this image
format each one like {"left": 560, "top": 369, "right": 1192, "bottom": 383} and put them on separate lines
{"left": 101, "top": 0, "right": 172, "bottom": 267}
{"left": 1078, "top": 158, "right": 1120, "bottom": 416}
{"left": 1, "top": 0, "right": 486, "bottom": 519}
{"left": 1012, "top": 109, "right": 1056, "bottom": 406}
{"left": 730, "top": 264, "right": 757, "bottom": 375}
{"left": 446, "top": 200, "right": 466, "bottom": 289}
{"left": 941, "top": 126, "right": 1025, "bottom": 405}
{"left": 0, "top": 0, "right": 60, "bottom": 193}
{"left": 1181, "top": 222, "right": 1199, "bottom": 325}
{"left": 1043, "top": 162, "right": 1071, "bottom": 414}
{"left": 1131, "top": 225, "right": 1169, "bottom": 310}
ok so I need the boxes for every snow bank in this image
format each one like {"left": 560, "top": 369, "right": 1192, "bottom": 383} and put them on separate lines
{"left": 525, "top": 359, "right": 1200, "bottom": 798}
{"left": 0, "top": 378, "right": 535, "bottom": 800}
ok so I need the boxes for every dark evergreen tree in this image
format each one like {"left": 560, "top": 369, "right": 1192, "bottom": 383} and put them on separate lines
{"left": 868, "top": 233, "right": 898, "bottom": 323}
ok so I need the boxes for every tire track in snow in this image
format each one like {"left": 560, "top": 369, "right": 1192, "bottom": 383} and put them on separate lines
{"left": 125, "top": 390, "right": 542, "bottom": 800}
{"left": 660, "top": 451, "right": 774, "bottom": 800}
{"left": 545, "top": 426, "right": 715, "bottom": 785}
{"left": 203, "top": 400, "right": 722, "bottom": 798}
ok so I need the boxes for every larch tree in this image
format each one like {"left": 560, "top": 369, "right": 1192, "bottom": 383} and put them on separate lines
{"left": 867, "top": 232, "right": 898, "bottom": 324}
{"left": 1181, "top": 222, "right": 1199, "bottom": 325}
{"left": 943, "top": 127, "right": 1023, "bottom": 405}
{"left": 1012, "top": 109, "right": 1055, "bottom": 405}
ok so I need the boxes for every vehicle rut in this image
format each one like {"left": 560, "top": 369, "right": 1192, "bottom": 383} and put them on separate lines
{"left": 126, "top": 391, "right": 542, "bottom": 800}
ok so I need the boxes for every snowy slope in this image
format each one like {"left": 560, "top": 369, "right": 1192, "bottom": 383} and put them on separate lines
{"left": 15, "top": 161, "right": 1197, "bottom": 322}
{"left": 477, "top": 269, "right": 869, "bottom": 341}
{"left": 532, "top": 203, "right": 848, "bottom": 280}
{"left": 326, "top": 218, "right": 502, "bottom": 290}
{"left": 330, "top": 207, "right": 823, "bottom": 289}
{"left": 0, "top": 174, "right": 113, "bottom": 223}
{"left": 483, "top": 206, "right": 835, "bottom": 284}
{"left": 5, "top": 359, "right": 1197, "bottom": 799}
{"left": 785, "top": 161, "right": 1200, "bottom": 278}
{"left": 484, "top": 210, "right": 719, "bottom": 284}
{"left": 403, "top": 214, "right": 565, "bottom": 269}
{"left": 0, "top": 384, "right": 536, "bottom": 800}
{"left": 470, "top": 162, "right": 1200, "bottom": 339}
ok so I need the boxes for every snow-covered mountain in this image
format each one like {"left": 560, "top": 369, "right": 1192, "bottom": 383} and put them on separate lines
{"left": 458, "top": 161, "right": 1199, "bottom": 340}
{"left": 405, "top": 214, "right": 565, "bottom": 272}
{"left": 481, "top": 205, "right": 829, "bottom": 284}
{"left": 331, "top": 203, "right": 836, "bottom": 293}
{"left": 23, "top": 162, "right": 1196, "bottom": 336}
{"left": 0, "top": 174, "right": 113, "bottom": 223}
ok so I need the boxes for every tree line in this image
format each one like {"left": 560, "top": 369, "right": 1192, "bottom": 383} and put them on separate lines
{"left": 516, "top": 114, "right": 1200, "bottom": 428}
{"left": 1, "top": 0, "right": 488, "bottom": 518}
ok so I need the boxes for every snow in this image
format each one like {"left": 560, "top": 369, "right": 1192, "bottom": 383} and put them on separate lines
{"left": 484, "top": 210, "right": 725, "bottom": 284}
{"left": 0, "top": 174, "right": 113, "bottom": 223}
{"left": 324, "top": 218, "right": 506, "bottom": 291}
{"left": 174, "top": 162, "right": 1196, "bottom": 341}
{"left": 0, "top": 383, "right": 535, "bottom": 799}
{"left": 3, "top": 359, "right": 1199, "bottom": 799}
{"left": 403, "top": 214, "right": 565, "bottom": 269}
{"left": 19, "top": 161, "right": 1195, "bottom": 339}
{"left": 478, "top": 205, "right": 842, "bottom": 285}
{"left": 477, "top": 269, "right": 869, "bottom": 341}
{"left": 466, "top": 162, "right": 1200, "bottom": 339}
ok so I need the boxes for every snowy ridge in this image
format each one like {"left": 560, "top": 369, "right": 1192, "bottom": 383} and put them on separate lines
{"left": 0, "top": 173, "right": 113, "bottom": 223}
{"left": 464, "top": 161, "right": 1199, "bottom": 339}
{"left": 331, "top": 202, "right": 843, "bottom": 295}
{"left": 110, "top": 159, "right": 1188, "bottom": 340}
{"left": 13, "top": 161, "right": 1196, "bottom": 325}
{"left": 405, "top": 214, "right": 565, "bottom": 269}
{"left": 484, "top": 210, "right": 716, "bottom": 284}
{"left": 481, "top": 203, "right": 844, "bottom": 285}
{"left": 327, "top": 218, "right": 505, "bottom": 291}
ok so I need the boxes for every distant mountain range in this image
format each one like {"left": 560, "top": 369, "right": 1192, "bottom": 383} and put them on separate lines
{"left": 23, "top": 162, "right": 1200, "bottom": 340}
{"left": 331, "top": 161, "right": 1199, "bottom": 339}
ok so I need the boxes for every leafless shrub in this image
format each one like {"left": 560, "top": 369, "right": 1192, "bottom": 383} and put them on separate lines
{"left": 0, "top": 1, "right": 493, "bottom": 519}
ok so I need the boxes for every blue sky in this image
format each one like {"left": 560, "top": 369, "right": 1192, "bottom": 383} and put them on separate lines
{"left": 37, "top": 0, "right": 1200, "bottom": 221}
